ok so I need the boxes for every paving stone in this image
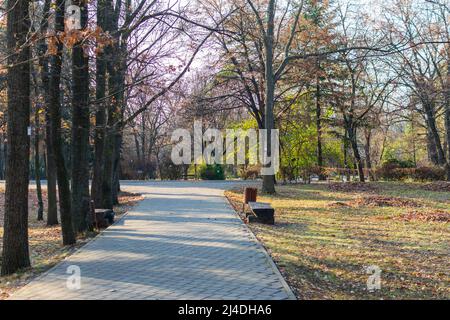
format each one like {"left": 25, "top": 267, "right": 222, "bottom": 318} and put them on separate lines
{"left": 10, "top": 181, "right": 295, "bottom": 300}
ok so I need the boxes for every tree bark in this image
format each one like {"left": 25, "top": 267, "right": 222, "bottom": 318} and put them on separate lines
{"left": 141, "top": 114, "right": 146, "bottom": 175}
{"left": 0, "top": 135, "right": 5, "bottom": 180}
{"left": 35, "top": 0, "right": 58, "bottom": 225}
{"left": 102, "top": 67, "right": 124, "bottom": 209}
{"left": 343, "top": 129, "right": 350, "bottom": 181}
{"left": 1, "top": 0, "right": 31, "bottom": 275}
{"left": 445, "top": 50, "right": 450, "bottom": 180}
{"left": 34, "top": 104, "right": 44, "bottom": 221}
{"left": 112, "top": 132, "right": 123, "bottom": 205}
{"left": 70, "top": 0, "right": 91, "bottom": 233}
{"left": 134, "top": 131, "right": 141, "bottom": 165}
{"left": 101, "top": 68, "right": 119, "bottom": 209}
{"left": 45, "top": 110, "right": 58, "bottom": 225}
{"left": 348, "top": 127, "right": 365, "bottom": 183}
{"left": 103, "top": 1, "right": 127, "bottom": 207}
{"left": 427, "top": 127, "right": 440, "bottom": 165}
{"left": 424, "top": 101, "right": 446, "bottom": 166}
{"left": 101, "top": 94, "right": 116, "bottom": 209}
{"left": 91, "top": 0, "right": 108, "bottom": 208}
{"left": 316, "top": 62, "right": 324, "bottom": 176}
{"left": 49, "top": 0, "right": 75, "bottom": 245}
{"left": 445, "top": 107, "right": 450, "bottom": 180}
{"left": 364, "top": 129, "right": 373, "bottom": 181}
{"left": 262, "top": 0, "right": 276, "bottom": 194}
{"left": 91, "top": 64, "right": 106, "bottom": 208}
{"left": 0, "top": 134, "right": 5, "bottom": 180}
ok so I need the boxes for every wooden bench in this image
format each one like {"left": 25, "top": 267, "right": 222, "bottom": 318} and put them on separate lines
{"left": 90, "top": 201, "right": 115, "bottom": 229}
{"left": 247, "top": 202, "right": 275, "bottom": 225}
{"left": 92, "top": 209, "right": 115, "bottom": 229}
{"left": 242, "top": 187, "right": 257, "bottom": 213}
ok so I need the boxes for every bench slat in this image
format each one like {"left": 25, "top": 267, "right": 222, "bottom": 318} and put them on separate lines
{"left": 247, "top": 202, "right": 275, "bottom": 225}
{"left": 248, "top": 202, "right": 272, "bottom": 210}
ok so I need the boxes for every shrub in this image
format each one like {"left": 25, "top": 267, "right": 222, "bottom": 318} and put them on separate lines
{"left": 376, "top": 159, "right": 414, "bottom": 181}
{"left": 411, "top": 167, "right": 446, "bottom": 181}
{"left": 376, "top": 165, "right": 445, "bottom": 182}
{"left": 309, "top": 166, "right": 326, "bottom": 177}
{"left": 158, "top": 148, "right": 185, "bottom": 180}
{"left": 239, "top": 165, "right": 260, "bottom": 180}
{"left": 159, "top": 164, "right": 185, "bottom": 180}
{"left": 383, "top": 158, "right": 416, "bottom": 169}
{"left": 199, "top": 164, "right": 225, "bottom": 180}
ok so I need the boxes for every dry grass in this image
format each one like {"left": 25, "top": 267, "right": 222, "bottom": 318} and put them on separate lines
{"left": 422, "top": 181, "right": 450, "bottom": 192}
{"left": 0, "top": 188, "right": 143, "bottom": 300}
{"left": 226, "top": 182, "right": 450, "bottom": 300}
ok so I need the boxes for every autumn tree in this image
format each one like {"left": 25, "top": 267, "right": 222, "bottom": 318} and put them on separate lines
{"left": 383, "top": 0, "right": 450, "bottom": 177}
{"left": 1, "top": 0, "right": 32, "bottom": 275}
{"left": 49, "top": 0, "right": 75, "bottom": 245}
{"left": 36, "top": 0, "right": 59, "bottom": 226}
{"left": 70, "top": 0, "right": 91, "bottom": 233}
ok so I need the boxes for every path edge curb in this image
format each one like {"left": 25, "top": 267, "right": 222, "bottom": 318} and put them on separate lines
{"left": 8, "top": 195, "right": 145, "bottom": 300}
{"left": 224, "top": 192, "right": 297, "bottom": 300}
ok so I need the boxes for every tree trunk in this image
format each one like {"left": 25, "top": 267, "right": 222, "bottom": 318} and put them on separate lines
{"left": 102, "top": 85, "right": 124, "bottom": 208}
{"left": 101, "top": 75, "right": 118, "bottom": 210}
{"left": 349, "top": 127, "right": 365, "bottom": 183}
{"left": 103, "top": 9, "right": 127, "bottom": 207}
{"left": 316, "top": 61, "right": 324, "bottom": 173}
{"left": 49, "top": 0, "right": 75, "bottom": 245}
{"left": 112, "top": 132, "right": 123, "bottom": 205}
{"left": 1, "top": 0, "right": 31, "bottom": 276}
{"left": 91, "top": 62, "right": 106, "bottom": 208}
{"left": 101, "top": 73, "right": 117, "bottom": 209}
{"left": 134, "top": 132, "right": 141, "bottom": 165}
{"left": 34, "top": 104, "right": 44, "bottom": 221}
{"left": 101, "top": 133, "right": 114, "bottom": 209}
{"left": 45, "top": 111, "right": 58, "bottom": 225}
{"left": 445, "top": 50, "right": 450, "bottom": 181}
{"left": 427, "top": 127, "right": 439, "bottom": 165}
{"left": 424, "top": 101, "right": 446, "bottom": 165}
{"left": 0, "top": 135, "right": 4, "bottom": 180}
{"left": 36, "top": 0, "right": 58, "bottom": 225}
{"left": 70, "top": 1, "right": 91, "bottom": 233}
{"left": 91, "top": 0, "right": 108, "bottom": 209}
{"left": 0, "top": 134, "right": 5, "bottom": 180}
{"left": 364, "top": 129, "right": 373, "bottom": 181}
{"left": 445, "top": 109, "right": 450, "bottom": 181}
{"left": 262, "top": 0, "right": 276, "bottom": 194}
{"left": 141, "top": 114, "right": 146, "bottom": 176}
{"left": 343, "top": 130, "right": 350, "bottom": 181}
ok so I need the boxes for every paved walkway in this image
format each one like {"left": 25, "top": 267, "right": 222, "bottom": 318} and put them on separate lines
{"left": 11, "top": 181, "right": 295, "bottom": 300}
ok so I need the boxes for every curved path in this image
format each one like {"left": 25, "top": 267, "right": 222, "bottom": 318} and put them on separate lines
{"left": 11, "top": 181, "right": 295, "bottom": 300}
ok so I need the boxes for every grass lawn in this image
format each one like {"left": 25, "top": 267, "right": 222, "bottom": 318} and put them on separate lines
{"left": 226, "top": 182, "right": 450, "bottom": 300}
{"left": 0, "top": 189, "right": 143, "bottom": 299}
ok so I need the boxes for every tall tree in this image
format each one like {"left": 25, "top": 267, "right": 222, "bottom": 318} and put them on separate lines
{"left": 243, "top": 0, "right": 308, "bottom": 193}
{"left": 91, "top": 0, "right": 108, "bottom": 208}
{"left": 385, "top": 0, "right": 448, "bottom": 168}
{"left": 426, "top": 0, "right": 450, "bottom": 179}
{"left": 33, "top": 101, "right": 44, "bottom": 221}
{"left": 32, "top": 62, "right": 44, "bottom": 221}
{"left": 37, "top": 0, "right": 59, "bottom": 226}
{"left": 70, "top": 0, "right": 91, "bottom": 232}
{"left": 101, "top": 0, "right": 119, "bottom": 209}
{"left": 316, "top": 59, "right": 324, "bottom": 171}
{"left": 49, "top": 0, "right": 75, "bottom": 245}
{"left": 1, "top": 0, "right": 32, "bottom": 275}
{"left": 33, "top": 0, "right": 57, "bottom": 226}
